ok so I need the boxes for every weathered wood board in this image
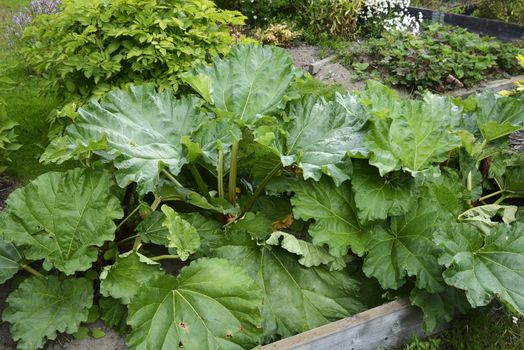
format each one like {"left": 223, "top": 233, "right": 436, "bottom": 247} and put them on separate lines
{"left": 262, "top": 299, "right": 433, "bottom": 350}
{"left": 449, "top": 74, "right": 524, "bottom": 98}
{"left": 307, "top": 56, "right": 335, "bottom": 75}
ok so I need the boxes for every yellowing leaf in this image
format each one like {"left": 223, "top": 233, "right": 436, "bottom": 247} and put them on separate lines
{"left": 161, "top": 205, "right": 200, "bottom": 260}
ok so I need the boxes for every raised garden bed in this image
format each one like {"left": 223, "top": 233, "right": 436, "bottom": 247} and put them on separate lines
{"left": 1, "top": 2, "right": 523, "bottom": 349}
{"left": 408, "top": 6, "right": 524, "bottom": 41}
{"left": 262, "top": 299, "right": 433, "bottom": 350}
{"left": 287, "top": 45, "right": 524, "bottom": 98}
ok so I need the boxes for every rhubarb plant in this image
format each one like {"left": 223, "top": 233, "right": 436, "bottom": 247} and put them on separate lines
{"left": 1, "top": 45, "right": 524, "bottom": 350}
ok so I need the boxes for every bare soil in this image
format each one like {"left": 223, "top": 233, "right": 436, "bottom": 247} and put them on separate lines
{"left": 0, "top": 176, "right": 17, "bottom": 212}
{"left": 510, "top": 131, "right": 524, "bottom": 153}
{"left": 285, "top": 44, "right": 366, "bottom": 92}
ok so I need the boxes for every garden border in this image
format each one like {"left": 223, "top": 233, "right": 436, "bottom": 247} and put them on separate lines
{"left": 262, "top": 299, "right": 435, "bottom": 350}
{"left": 408, "top": 6, "right": 524, "bottom": 41}
{"left": 449, "top": 74, "right": 524, "bottom": 98}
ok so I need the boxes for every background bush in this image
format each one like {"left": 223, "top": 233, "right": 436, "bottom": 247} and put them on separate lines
{"left": 476, "top": 0, "right": 524, "bottom": 25}
{"left": 298, "top": 0, "right": 364, "bottom": 38}
{"left": 20, "top": 0, "right": 245, "bottom": 99}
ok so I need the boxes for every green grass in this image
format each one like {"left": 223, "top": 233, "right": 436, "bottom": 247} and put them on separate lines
{"left": 402, "top": 302, "right": 524, "bottom": 350}
{"left": 0, "top": 0, "right": 72, "bottom": 183}
{"left": 0, "top": 0, "right": 29, "bottom": 10}
{"left": 0, "top": 0, "right": 29, "bottom": 24}
{"left": 0, "top": 51, "right": 72, "bottom": 182}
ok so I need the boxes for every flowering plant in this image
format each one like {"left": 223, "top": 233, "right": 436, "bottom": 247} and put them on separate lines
{"left": 4, "top": 0, "right": 61, "bottom": 46}
{"left": 361, "top": 0, "right": 423, "bottom": 35}
{"left": 499, "top": 54, "right": 524, "bottom": 96}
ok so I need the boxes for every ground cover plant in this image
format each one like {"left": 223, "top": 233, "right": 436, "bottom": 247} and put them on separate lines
{"left": 0, "top": 44, "right": 523, "bottom": 350}
{"left": 0, "top": 40, "right": 71, "bottom": 182}
{"left": 335, "top": 22, "right": 523, "bottom": 93}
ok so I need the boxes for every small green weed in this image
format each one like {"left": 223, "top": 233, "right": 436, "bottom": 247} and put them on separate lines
{"left": 404, "top": 337, "right": 441, "bottom": 350}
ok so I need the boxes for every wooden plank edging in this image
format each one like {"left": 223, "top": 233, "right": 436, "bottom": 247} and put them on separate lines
{"left": 307, "top": 56, "right": 336, "bottom": 75}
{"left": 449, "top": 74, "right": 524, "bottom": 98}
{"left": 262, "top": 299, "right": 432, "bottom": 350}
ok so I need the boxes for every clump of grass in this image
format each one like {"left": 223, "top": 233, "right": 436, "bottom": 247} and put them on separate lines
{"left": 0, "top": 49, "right": 73, "bottom": 183}
{"left": 402, "top": 302, "right": 524, "bottom": 350}
{"left": 440, "top": 302, "right": 524, "bottom": 350}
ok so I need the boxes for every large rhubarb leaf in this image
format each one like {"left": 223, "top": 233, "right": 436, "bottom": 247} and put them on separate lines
{"left": 357, "top": 80, "right": 400, "bottom": 119}
{"left": 3, "top": 276, "right": 93, "bottom": 350}
{"left": 255, "top": 94, "right": 367, "bottom": 185}
{"left": 100, "top": 251, "right": 164, "bottom": 304}
{"left": 363, "top": 201, "right": 445, "bottom": 292}
{"left": 136, "top": 211, "right": 169, "bottom": 246}
{"left": 0, "top": 238, "right": 23, "bottom": 284}
{"left": 62, "top": 85, "right": 207, "bottom": 194}
{"left": 213, "top": 236, "right": 366, "bottom": 339}
{"left": 227, "top": 212, "right": 273, "bottom": 241}
{"left": 290, "top": 177, "right": 368, "bottom": 257}
{"left": 351, "top": 160, "right": 416, "bottom": 222}
{"left": 137, "top": 211, "right": 222, "bottom": 256}
{"left": 184, "top": 44, "right": 294, "bottom": 127}
{"left": 458, "top": 204, "right": 517, "bottom": 234}
{"left": 0, "top": 169, "right": 123, "bottom": 275}
{"left": 99, "top": 296, "right": 128, "bottom": 334}
{"left": 422, "top": 168, "right": 470, "bottom": 217}
{"left": 410, "top": 288, "right": 470, "bottom": 331}
{"left": 435, "top": 222, "right": 524, "bottom": 315}
{"left": 470, "top": 91, "right": 524, "bottom": 142}
{"left": 183, "top": 118, "right": 242, "bottom": 170}
{"left": 266, "top": 231, "right": 346, "bottom": 270}
{"left": 365, "top": 94, "right": 461, "bottom": 176}
{"left": 126, "top": 258, "right": 262, "bottom": 350}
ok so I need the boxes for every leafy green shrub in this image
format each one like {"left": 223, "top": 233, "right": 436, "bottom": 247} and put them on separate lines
{"left": 337, "top": 23, "right": 523, "bottom": 92}
{"left": 213, "top": 0, "right": 293, "bottom": 23}
{"left": 20, "top": 0, "right": 245, "bottom": 99}
{"left": 476, "top": 0, "right": 524, "bottom": 25}
{"left": 253, "top": 23, "right": 301, "bottom": 46}
{"left": 1, "top": 45, "right": 524, "bottom": 349}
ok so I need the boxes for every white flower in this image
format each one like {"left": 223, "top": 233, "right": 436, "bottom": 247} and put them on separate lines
{"left": 361, "top": 0, "right": 422, "bottom": 35}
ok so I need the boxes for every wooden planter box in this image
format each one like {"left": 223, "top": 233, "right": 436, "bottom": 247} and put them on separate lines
{"left": 408, "top": 6, "right": 524, "bottom": 41}
{"left": 262, "top": 299, "right": 435, "bottom": 350}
